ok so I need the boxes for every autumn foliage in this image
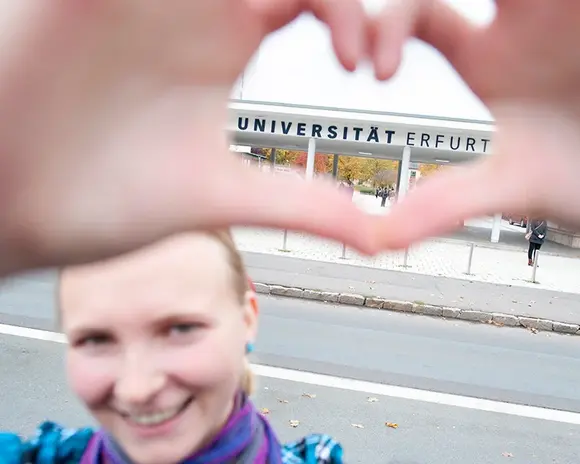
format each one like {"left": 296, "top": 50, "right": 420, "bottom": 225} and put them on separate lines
{"left": 294, "top": 152, "right": 331, "bottom": 173}
{"left": 419, "top": 163, "right": 443, "bottom": 176}
{"left": 249, "top": 146, "right": 436, "bottom": 186}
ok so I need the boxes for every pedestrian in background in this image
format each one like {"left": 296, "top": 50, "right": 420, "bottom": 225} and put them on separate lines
{"left": 526, "top": 219, "right": 547, "bottom": 266}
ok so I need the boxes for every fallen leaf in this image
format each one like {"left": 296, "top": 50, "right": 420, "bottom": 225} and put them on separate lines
{"left": 385, "top": 422, "right": 398, "bottom": 429}
{"left": 289, "top": 420, "right": 300, "bottom": 428}
{"left": 351, "top": 423, "right": 364, "bottom": 429}
{"left": 501, "top": 452, "right": 513, "bottom": 458}
{"left": 277, "top": 399, "right": 289, "bottom": 404}
{"left": 260, "top": 408, "right": 270, "bottom": 415}
{"left": 528, "top": 327, "right": 539, "bottom": 334}
{"left": 367, "top": 397, "right": 379, "bottom": 403}
{"left": 302, "top": 393, "right": 316, "bottom": 399}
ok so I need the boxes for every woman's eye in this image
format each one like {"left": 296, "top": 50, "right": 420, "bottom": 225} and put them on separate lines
{"left": 168, "top": 323, "right": 198, "bottom": 336}
{"left": 76, "top": 334, "right": 111, "bottom": 347}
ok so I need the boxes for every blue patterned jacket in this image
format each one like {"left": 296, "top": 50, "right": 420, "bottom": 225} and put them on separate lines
{"left": 0, "top": 422, "right": 343, "bottom": 464}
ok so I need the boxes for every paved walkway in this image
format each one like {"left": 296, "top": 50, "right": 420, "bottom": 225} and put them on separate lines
{"left": 233, "top": 192, "right": 580, "bottom": 294}
{"left": 243, "top": 251, "right": 580, "bottom": 325}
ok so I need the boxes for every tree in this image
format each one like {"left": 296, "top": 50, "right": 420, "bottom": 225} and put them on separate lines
{"left": 338, "top": 156, "right": 366, "bottom": 184}
{"left": 294, "top": 152, "right": 331, "bottom": 174}
{"left": 419, "top": 163, "right": 442, "bottom": 176}
{"left": 250, "top": 148, "right": 300, "bottom": 165}
{"left": 250, "top": 147, "right": 266, "bottom": 156}
{"left": 361, "top": 158, "right": 398, "bottom": 185}
{"left": 373, "top": 169, "right": 398, "bottom": 187}
{"left": 276, "top": 149, "right": 301, "bottom": 165}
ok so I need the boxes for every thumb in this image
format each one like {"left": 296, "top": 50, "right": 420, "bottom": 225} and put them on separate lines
{"left": 376, "top": 158, "right": 514, "bottom": 249}
{"left": 209, "top": 160, "right": 379, "bottom": 254}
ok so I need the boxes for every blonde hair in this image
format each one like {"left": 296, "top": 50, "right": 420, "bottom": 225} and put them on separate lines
{"left": 204, "top": 229, "right": 255, "bottom": 396}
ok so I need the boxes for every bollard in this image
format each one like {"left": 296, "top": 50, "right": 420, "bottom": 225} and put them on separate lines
{"left": 465, "top": 242, "right": 475, "bottom": 275}
{"left": 531, "top": 249, "right": 540, "bottom": 283}
{"left": 402, "top": 248, "right": 410, "bottom": 268}
{"left": 280, "top": 229, "right": 290, "bottom": 252}
{"left": 340, "top": 242, "right": 347, "bottom": 259}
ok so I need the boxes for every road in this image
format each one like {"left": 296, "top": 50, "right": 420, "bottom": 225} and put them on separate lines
{"left": 0, "top": 271, "right": 579, "bottom": 463}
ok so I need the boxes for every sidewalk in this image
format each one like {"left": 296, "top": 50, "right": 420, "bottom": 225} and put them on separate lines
{"left": 231, "top": 193, "right": 580, "bottom": 295}
{"left": 234, "top": 226, "right": 580, "bottom": 295}
{"left": 449, "top": 219, "right": 580, "bottom": 258}
{"left": 353, "top": 191, "right": 580, "bottom": 258}
{"left": 243, "top": 251, "right": 580, "bottom": 331}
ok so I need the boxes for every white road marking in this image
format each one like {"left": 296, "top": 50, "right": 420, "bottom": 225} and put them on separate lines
{"left": 0, "top": 323, "right": 66, "bottom": 344}
{"left": 2, "top": 322, "right": 580, "bottom": 426}
{"left": 253, "top": 365, "right": 580, "bottom": 425}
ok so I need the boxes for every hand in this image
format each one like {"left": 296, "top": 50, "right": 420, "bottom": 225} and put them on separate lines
{"left": 370, "top": 0, "right": 580, "bottom": 249}
{"left": 0, "top": 0, "right": 377, "bottom": 274}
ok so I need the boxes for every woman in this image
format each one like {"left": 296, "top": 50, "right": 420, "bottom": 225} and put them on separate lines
{"left": 0, "top": 231, "right": 343, "bottom": 463}
{"left": 527, "top": 219, "right": 547, "bottom": 266}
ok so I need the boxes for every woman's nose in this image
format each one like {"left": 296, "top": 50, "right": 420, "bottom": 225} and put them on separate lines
{"left": 114, "top": 353, "right": 166, "bottom": 406}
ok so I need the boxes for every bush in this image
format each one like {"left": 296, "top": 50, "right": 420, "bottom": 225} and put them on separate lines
{"left": 355, "top": 185, "right": 375, "bottom": 195}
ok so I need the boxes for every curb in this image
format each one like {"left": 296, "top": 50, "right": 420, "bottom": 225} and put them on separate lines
{"left": 254, "top": 282, "right": 580, "bottom": 336}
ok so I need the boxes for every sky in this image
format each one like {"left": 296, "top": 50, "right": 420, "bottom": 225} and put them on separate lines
{"left": 238, "top": 0, "right": 496, "bottom": 121}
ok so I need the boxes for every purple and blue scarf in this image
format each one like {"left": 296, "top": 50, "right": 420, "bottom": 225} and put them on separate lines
{"left": 80, "top": 394, "right": 282, "bottom": 464}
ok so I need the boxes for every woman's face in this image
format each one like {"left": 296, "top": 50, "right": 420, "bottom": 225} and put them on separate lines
{"left": 59, "top": 234, "right": 257, "bottom": 464}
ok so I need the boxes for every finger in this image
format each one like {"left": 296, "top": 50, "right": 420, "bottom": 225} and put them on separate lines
{"left": 376, "top": 158, "right": 514, "bottom": 249}
{"left": 246, "top": 0, "right": 367, "bottom": 71}
{"left": 309, "top": 0, "right": 367, "bottom": 71}
{"left": 371, "top": 0, "right": 476, "bottom": 80}
{"left": 205, "top": 159, "right": 379, "bottom": 254}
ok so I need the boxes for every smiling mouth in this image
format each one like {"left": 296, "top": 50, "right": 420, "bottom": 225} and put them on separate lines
{"left": 119, "top": 397, "right": 194, "bottom": 427}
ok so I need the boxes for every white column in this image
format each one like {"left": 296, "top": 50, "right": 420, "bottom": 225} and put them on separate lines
{"left": 491, "top": 213, "right": 502, "bottom": 243}
{"left": 306, "top": 138, "right": 316, "bottom": 180}
{"left": 397, "top": 146, "right": 411, "bottom": 200}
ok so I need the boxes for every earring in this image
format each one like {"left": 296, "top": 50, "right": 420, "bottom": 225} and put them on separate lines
{"left": 245, "top": 342, "right": 255, "bottom": 354}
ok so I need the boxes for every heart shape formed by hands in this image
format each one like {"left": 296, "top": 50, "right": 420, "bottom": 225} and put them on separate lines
{"left": 369, "top": 0, "right": 580, "bottom": 248}
{"left": 0, "top": 0, "right": 579, "bottom": 274}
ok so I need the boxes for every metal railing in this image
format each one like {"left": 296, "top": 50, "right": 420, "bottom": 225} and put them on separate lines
{"left": 279, "top": 229, "right": 290, "bottom": 252}
{"left": 277, "top": 231, "right": 542, "bottom": 284}
{"left": 532, "top": 250, "right": 540, "bottom": 283}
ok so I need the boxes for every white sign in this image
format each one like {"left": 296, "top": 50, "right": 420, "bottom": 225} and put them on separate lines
{"left": 233, "top": 115, "right": 491, "bottom": 154}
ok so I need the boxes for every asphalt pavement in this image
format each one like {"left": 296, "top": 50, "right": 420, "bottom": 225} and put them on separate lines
{"left": 255, "top": 297, "right": 580, "bottom": 412}
{"left": 1, "top": 282, "right": 579, "bottom": 464}
{"left": 1, "top": 256, "right": 579, "bottom": 331}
